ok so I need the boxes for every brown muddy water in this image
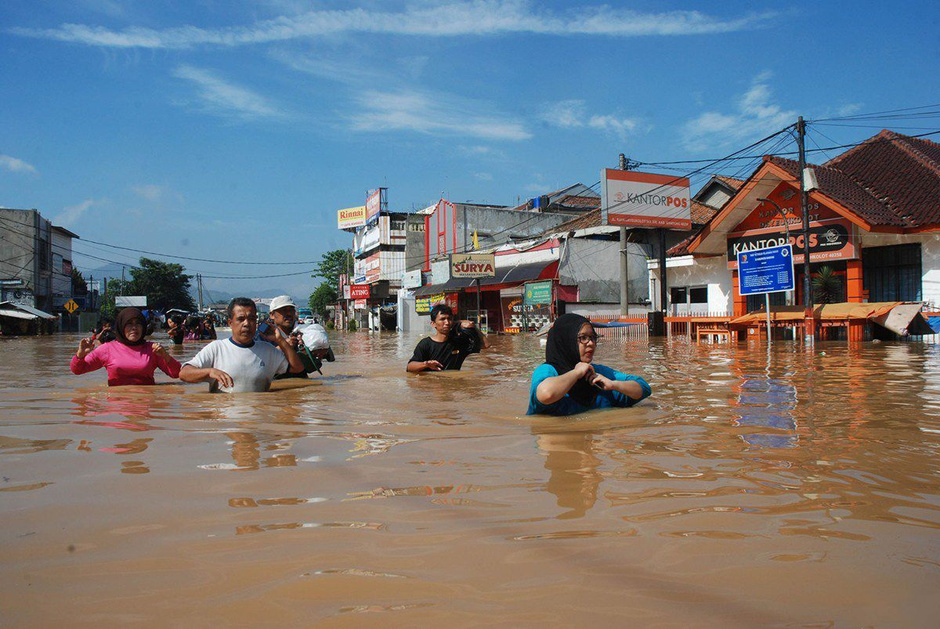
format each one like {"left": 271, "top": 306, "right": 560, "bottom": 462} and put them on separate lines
{"left": 1, "top": 332, "right": 939, "bottom": 627}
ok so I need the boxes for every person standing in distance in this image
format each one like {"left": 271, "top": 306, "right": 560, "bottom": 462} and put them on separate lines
{"left": 179, "top": 298, "right": 305, "bottom": 392}
{"left": 406, "top": 304, "right": 488, "bottom": 373}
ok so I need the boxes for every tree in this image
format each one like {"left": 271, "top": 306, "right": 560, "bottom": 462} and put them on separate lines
{"left": 127, "top": 258, "right": 196, "bottom": 312}
{"left": 812, "top": 266, "right": 844, "bottom": 304}
{"left": 308, "top": 249, "right": 353, "bottom": 320}
{"left": 308, "top": 282, "right": 338, "bottom": 319}
{"left": 71, "top": 267, "right": 87, "bottom": 295}
{"left": 312, "top": 249, "right": 354, "bottom": 288}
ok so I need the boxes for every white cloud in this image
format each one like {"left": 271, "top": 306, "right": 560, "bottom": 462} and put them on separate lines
{"left": 837, "top": 103, "right": 863, "bottom": 117}
{"left": 10, "top": 3, "right": 778, "bottom": 49}
{"left": 172, "top": 65, "right": 287, "bottom": 120}
{"left": 350, "top": 90, "right": 530, "bottom": 141}
{"left": 540, "top": 100, "right": 638, "bottom": 138}
{"left": 132, "top": 184, "right": 165, "bottom": 201}
{"left": 540, "top": 100, "right": 586, "bottom": 128}
{"left": 682, "top": 71, "right": 796, "bottom": 152}
{"left": 55, "top": 199, "right": 97, "bottom": 227}
{"left": 0, "top": 155, "right": 37, "bottom": 175}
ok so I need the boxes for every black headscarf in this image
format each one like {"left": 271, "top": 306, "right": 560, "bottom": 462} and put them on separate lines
{"left": 114, "top": 307, "right": 147, "bottom": 346}
{"left": 544, "top": 313, "right": 597, "bottom": 407}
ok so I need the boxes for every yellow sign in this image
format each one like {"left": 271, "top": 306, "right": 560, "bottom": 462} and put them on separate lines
{"left": 450, "top": 253, "right": 496, "bottom": 278}
{"left": 64, "top": 299, "right": 79, "bottom": 314}
{"left": 337, "top": 205, "right": 367, "bottom": 229}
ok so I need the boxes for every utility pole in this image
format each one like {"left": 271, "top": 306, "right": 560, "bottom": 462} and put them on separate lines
{"left": 120, "top": 266, "right": 125, "bottom": 296}
{"left": 197, "top": 273, "right": 204, "bottom": 311}
{"left": 796, "top": 116, "right": 814, "bottom": 342}
{"left": 618, "top": 153, "right": 630, "bottom": 315}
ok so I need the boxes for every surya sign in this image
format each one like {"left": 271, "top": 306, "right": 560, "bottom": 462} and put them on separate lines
{"left": 451, "top": 253, "right": 496, "bottom": 278}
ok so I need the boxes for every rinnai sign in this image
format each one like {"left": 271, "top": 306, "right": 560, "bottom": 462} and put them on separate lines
{"left": 349, "top": 284, "right": 371, "bottom": 300}
{"left": 601, "top": 169, "right": 691, "bottom": 230}
{"left": 451, "top": 253, "right": 496, "bottom": 278}
{"left": 337, "top": 205, "right": 367, "bottom": 229}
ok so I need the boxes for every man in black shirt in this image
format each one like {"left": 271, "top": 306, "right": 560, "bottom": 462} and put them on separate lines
{"left": 407, "top": 304, "right": 488, "bottom": 372}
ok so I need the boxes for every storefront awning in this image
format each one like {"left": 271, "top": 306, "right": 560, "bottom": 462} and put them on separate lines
{"left": 412, "top": 261, "right": 558, "bottom": 295}
{"left": 729, "top": 302, "right": 935, "bottom": 335}
{"left": 0, "top": 302, "right": 57, "bottom": 320}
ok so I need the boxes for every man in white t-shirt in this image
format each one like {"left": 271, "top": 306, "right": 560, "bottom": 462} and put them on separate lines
{"left": 179, "top": 297, "right": 304, "bottom": 392}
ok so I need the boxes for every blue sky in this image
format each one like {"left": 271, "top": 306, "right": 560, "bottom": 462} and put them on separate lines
{"left": 1, "top": 1, "right": 938, "bottom": 299}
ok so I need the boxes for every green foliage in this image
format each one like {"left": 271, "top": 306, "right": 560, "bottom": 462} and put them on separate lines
{"left": 127, "top": 258, "right": 196, "bottom": 312}
{"left": 812, "top": 266, "right": 844, "bottom": 304}
{"left": 308, "top": 282, "right": 338, "bottom": 319}
{"left": 70, "top": 267, "right": 87, "bottom": 294}
{"left": 347, "top": 318, "right": 358, "bottom": 332}
{"left": 312, "top": 249, "right": 354, "bottom": 288}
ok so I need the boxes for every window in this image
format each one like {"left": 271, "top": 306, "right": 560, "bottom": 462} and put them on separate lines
{"left": 690, "top": 286, "right": 708, "bottom": 304}
{"left": 863, "top": 244, "right": 922, "bottom": 302}
{"left": 390, "top": 220, "right": 405, "bottom": 231}
{"left": 670, "top": 287, "right": 687, "bottom": 304}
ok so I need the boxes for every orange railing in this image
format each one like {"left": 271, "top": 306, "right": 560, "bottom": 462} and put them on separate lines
{"left": 665, "top": 311, "right": 733, "bottom": 340}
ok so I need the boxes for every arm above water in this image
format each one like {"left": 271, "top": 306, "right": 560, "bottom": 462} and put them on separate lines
{"left": 70, "top": 339, "right": 107, "bottom": 375}
{"left": 179, "top": 343, "right": 232, "bottom": 388}
{"left": 590, "top": 366, "right": 652, "bottom": 406}
{"left": 535, "top": 362, "right": 594, "bottom": 405}
{"left": 150, "top": 343, "right": 182, "bottom": 379}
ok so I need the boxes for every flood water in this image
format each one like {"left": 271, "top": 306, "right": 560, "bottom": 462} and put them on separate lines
{"left": 2, "top": 331, "right": 939, "bottom": 627}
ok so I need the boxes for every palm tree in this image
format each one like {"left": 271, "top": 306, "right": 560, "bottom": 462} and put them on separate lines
{"left": 813, "top": 266, "right": 843, "bottom": 304}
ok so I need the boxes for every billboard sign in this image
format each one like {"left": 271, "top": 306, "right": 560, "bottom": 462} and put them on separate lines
{"left": 601, "top": 169, "right": 691, "bottom": 230}
{"left": 115, "top": 296, "right": 147, "bottom": 308}
{"left": 349, "top": 284, "right": 371, "bottom": 300}
{"left": 366, "top": 189, "right": 382, "bottom": 226}
{"left": 727, "top": 218, "right": 856, "bottom": 269}
{"left": 337, "top": 205, "right": 367, "bottom": 230}
{"left": 450, "top": 253, "right": 496, "bottom": 278}
{"left": 736, "top": 244, "right": 795, "bottom": 296}
{"left": 401, "top": 269, "right": 423, "bottom": 289}
{"left": 524, "top": 281, "right": 553, "bottom": 305}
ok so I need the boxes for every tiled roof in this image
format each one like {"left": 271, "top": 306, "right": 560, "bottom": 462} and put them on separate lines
{"left": 544, "top": 207, "right": 603, "bottom": 233}
{"left": 714, "top": 175, "right": 745, "bottom": 190}
{"left": 557, "top": 195, "right": 601, "bottom": 211}
{"left": 691, "top": 200, "right": 718, "bottom": 225}
{"left": 822, "top": 130, "right": 940, "bottom": 227}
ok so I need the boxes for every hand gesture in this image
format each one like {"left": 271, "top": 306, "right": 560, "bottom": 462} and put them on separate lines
{"left": 589, "top": 373, "right": 614, "bottom": 391}
{"left": 208, "top": 368, "right": 234, "bottom": 389}
{"left": 460, "top": 320, "right": 475, "bottom": 329}
{"left": 424, "top": 360, "right": 444, "bottom": 371}
{"left": 574, "top": 361, "right": 595, "bottom": 381}
{"left": 151, "top": 343, "right": 168, "bottom": 360}
{"left": 76, "top": 337, "right": 94, "bottom": 359}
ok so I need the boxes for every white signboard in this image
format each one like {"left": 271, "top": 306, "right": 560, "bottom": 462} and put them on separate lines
{"left": 451, "top": 253, "right": 496, "bottom": 278}
{"left": 601, "top": 169, "right": 691, "bottom": 230}
{"left": 401, "top": 269, "right": 423, "bottom": 289}
{"left": 115, "top": 295, "right": 147, "bottom": 308}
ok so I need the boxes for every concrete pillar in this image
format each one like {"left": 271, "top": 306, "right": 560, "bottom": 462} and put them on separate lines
{"left": 846, "top": 259, "right": 864, "bottom": 302}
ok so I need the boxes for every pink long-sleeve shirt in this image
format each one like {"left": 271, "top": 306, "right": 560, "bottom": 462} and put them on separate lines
{"left": 70, "top": 341, "right": 182, "bottom": 386}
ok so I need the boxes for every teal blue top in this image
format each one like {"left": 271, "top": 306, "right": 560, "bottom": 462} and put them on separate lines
{"left": 526, "top": 363, "right": 651, "bottom": 416}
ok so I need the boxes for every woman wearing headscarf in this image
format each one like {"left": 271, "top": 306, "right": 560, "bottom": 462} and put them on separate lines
{"left": 71, "top": 307, "right": 182, "bottom": 386}
{"left": 527, "top": 313, "right": 651, "bottom": 416}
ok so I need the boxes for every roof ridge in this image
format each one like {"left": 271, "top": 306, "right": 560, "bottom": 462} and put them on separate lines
{"left": 890, "top": 133, "right": 940, "bottom": 177}
{"left": 824, "top": 129, "right": 897, "bottom": 167}
{"left": 823, "top": 160, "right": 918, "bottom": 228}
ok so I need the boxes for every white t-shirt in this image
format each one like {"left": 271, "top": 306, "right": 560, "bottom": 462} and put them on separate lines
{"left": 184, "top": 338, "right": 289, "bottom": 393}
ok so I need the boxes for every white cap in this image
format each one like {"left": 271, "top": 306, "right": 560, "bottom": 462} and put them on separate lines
{"left": 269, "top": 295, "right": 296, "bottom": 313}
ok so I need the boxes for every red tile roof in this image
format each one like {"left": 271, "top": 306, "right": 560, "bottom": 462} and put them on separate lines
{"left": 691, "top": 200, "right": 718, "bottom": 225}
{"left": 714, "top": 175, "right": 745, "bottom": 190}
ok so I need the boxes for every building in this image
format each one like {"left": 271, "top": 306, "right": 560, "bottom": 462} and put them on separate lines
{"left": 649, "top": 129, "right": 940, "bottom": 337}
{"left": 0, "top": 208, "right": 79, "bottom": 313}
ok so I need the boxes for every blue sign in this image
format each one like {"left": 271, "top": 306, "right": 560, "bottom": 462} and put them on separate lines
{"left": 737, "top": 244, "right": 795, "bottom": 296}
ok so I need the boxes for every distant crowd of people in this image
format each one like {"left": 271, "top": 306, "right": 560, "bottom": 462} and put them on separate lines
{"left": 71, "top": 297, "right": 650, "bottom": 416}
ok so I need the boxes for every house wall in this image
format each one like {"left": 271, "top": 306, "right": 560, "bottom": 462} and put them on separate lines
{"left": 649, "top": 256, "right": 734, "bottom": 314}
{"left": 858, "top": 232, "right": 940, "bottom": 307}
{"left": 0, "top": 209, "right": 37, "bottom": 298}
{"left": 561, "top": 238, "right": 651, "bottom": 303}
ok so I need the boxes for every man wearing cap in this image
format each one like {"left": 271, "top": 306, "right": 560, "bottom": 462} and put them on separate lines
{"left": 179, "top": 297, "right": 305, "bottom": 392}
{"left": 261, "top": 295, "right": 334, "bottom": 379}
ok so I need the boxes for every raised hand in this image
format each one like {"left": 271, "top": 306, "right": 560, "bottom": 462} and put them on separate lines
{"left": 151, "top": 343, "right": 168, "bottom": 360}
{"left": 76, "top": 337, "right": 94, "bottom": 359}
{"left": 425, "top": 360, "right": 444, "bottom": 371}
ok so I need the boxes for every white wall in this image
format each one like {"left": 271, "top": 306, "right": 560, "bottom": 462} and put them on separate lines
{"left": 858, "top": 232, "right": 940, "bottom": 307}
{"left": 648, "top": 255, "right": 733, "bottom": 314}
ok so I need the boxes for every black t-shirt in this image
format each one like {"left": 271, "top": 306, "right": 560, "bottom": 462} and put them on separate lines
{"left": 409, "top": 332, "right": 479, "bottom": 371}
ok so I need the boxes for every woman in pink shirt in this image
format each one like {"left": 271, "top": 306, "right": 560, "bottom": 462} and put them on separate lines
{"left": 71, "top": 308, "right": 181, "bottom": 386}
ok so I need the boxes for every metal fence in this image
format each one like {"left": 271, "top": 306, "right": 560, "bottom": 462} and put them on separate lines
{"left": 587, "top": 314, "right": 649, "bottom": 341}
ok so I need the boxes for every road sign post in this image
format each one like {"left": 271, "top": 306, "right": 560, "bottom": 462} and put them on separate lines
{"left": 737, "top": 244, "right": 795, "bottom": 344}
